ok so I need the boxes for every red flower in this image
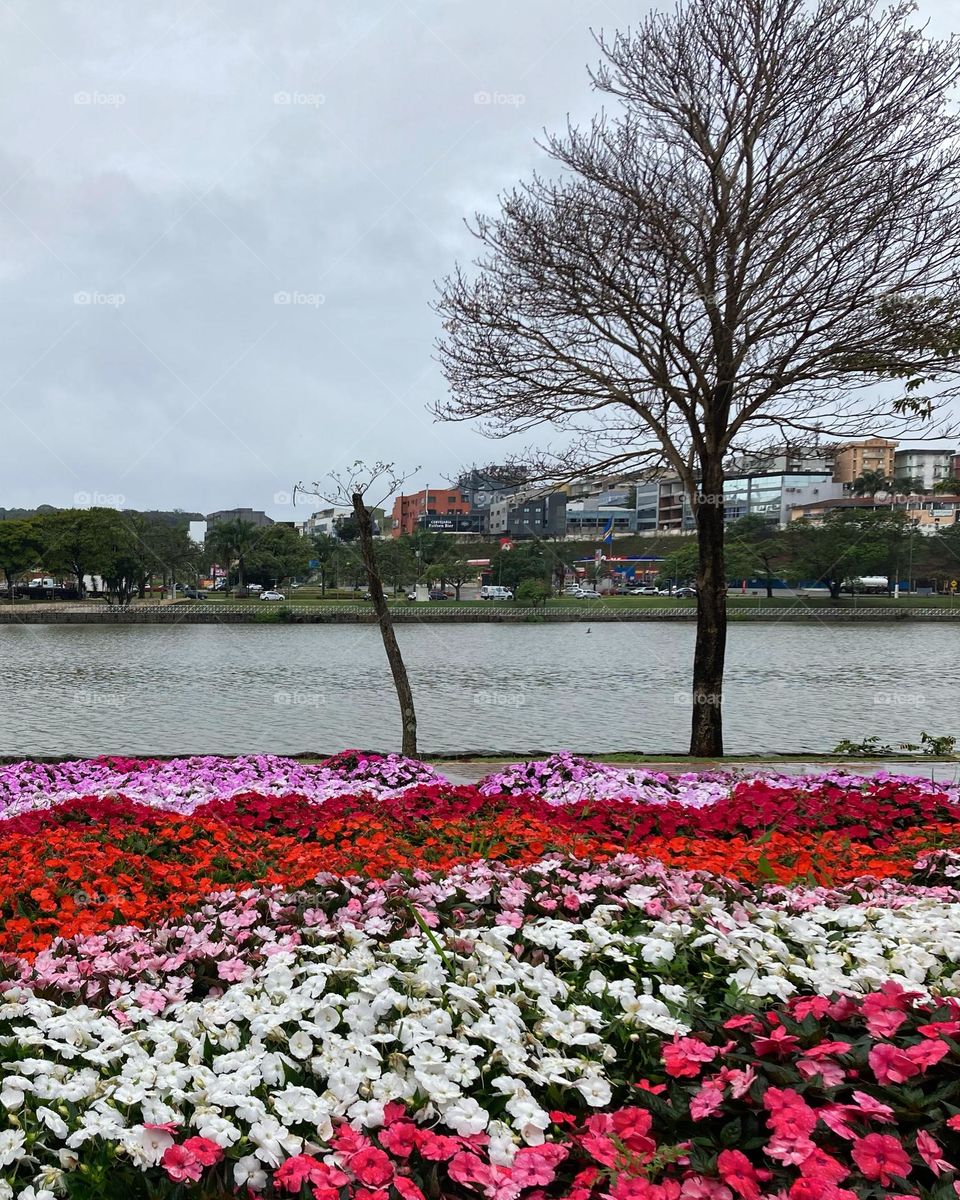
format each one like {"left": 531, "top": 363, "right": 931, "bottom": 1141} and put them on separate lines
{"left": 161, "top": 1144, "right": 202, "bottom": 1184}
{"left": 868, "top": 1043, "right": 920, "bottom": 1084}
{"left": 180, "top": 1136, "right": 223, "bottom": 1166}
{"left": 916, "top": 1130, "right": 953, "bottom": 1177}
{"left": 350, "top": 1147, "right": 394, "bottom": 1188}
{"left": 851, "top": 1134, "right": 912, "bottom": 1185}
{"left": 716, "top": 1150, "right": 768, "bottom": 1200}
{"left": 751, "top": 1025, "right": 800, "bottom": 1058}
{"left": 663, "top": 1035, "right": 719, "bottom": 1078}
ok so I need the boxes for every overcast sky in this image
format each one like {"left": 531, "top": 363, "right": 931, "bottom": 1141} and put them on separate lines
{"left": 1, "top": 0, "right": 956, "bottom": 519}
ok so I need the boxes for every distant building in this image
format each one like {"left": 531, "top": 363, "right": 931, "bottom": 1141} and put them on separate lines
{"left": 391, "top": 488, "right": 470, "bottom": 537}
{"left": 789, "top": 493, "right": 960, "bottom": 532}
{"left": 487, "top": 490, "right": 567, "bottom": 538}
{"left": 893, "top": 448, "right": 956, "bottom": 491}
{"left": 566, "top": 497, "right": 636, "bottom": 536}
{"left": 297, "top": 507, "right": 353, "bottom": 538}
{"left": 206, "top": 508, "right": 274, "bottom": 528}
{"left": 724, "top": 471, "right": 838, "bottom": 526}
{"left": 416, "top": 512, "right": 484, "bottom": 534}
{"left": 831, "top": 438, "right": 897, "bottom": 484}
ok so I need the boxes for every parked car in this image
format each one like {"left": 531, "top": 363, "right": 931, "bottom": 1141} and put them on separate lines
{"left": 428, "top": 588, "right": 450, "bottom": 601}
{"left": 629, "top": 585, "right": 660, "bottom": 596}
{"left": 247, "top": 583, "right": 263, "bottom": 592}
{"left": 180, "top": 586, "right": 203, "bottom": 599}
{"left": 259, "top": 590, "right": 286, "bottom": 601}
{"left": 673, "top": 587, "right": 697, "bottom": 598}
{"left": 571, "top": 588, "right": 602, "bottom": 599}
{"left": 479, "top": 585, "right": 514, "bottom": 601}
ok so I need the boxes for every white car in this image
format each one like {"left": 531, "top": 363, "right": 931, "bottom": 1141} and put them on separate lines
{"left": 259, "top": 590, "right": 286, "bottom": 601}
{"left": 571, "top": 588, "right": 602, "bottom": 599}
{"left": 629, "top": 585, "right": 660, "bottom": 595}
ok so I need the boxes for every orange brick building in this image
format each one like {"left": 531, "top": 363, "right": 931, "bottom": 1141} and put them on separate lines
{"left": 390, "top": 488, "right": 470, "bottom": 537}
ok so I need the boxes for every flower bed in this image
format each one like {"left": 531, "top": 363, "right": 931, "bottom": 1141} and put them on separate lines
{"left": 0, "top": 753, "right": 958, "bottom": 1199}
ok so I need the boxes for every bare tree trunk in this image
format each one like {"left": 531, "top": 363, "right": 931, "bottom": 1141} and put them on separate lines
{"left": 691, "top": 459, "right": 726, "bottom": 756}
{"left": 352, "top": 493, "right": 418, "bottom": 757}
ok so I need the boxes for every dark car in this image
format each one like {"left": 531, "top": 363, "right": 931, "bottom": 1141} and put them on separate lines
{"left": 180, "top": 586, "right": 203, "bottom": 599}
{"left": 673, "top": 586, "right": 697, "bottom": 598}
{"left": 428, "top": 588, "right": 451, "bottom": 601}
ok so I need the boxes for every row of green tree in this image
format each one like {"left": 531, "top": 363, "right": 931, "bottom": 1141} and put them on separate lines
{"left": 0, "top": 510, "right": 315, "bottom": 604}
{"left": 654, "top": 512, "right": 960, "bottom": 598}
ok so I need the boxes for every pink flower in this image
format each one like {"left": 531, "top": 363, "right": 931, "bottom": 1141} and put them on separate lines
{"left": 916, "top": 1130, "right": 953, "bottom": 1177}
{"left": 947, "top": 1115, "right": 960, "bottom": 1131}
{"left": 181, "top": 1136, "right": 223, "bottom": 1166}
{"left": 690, "top": 1085, "right": 725, "bottom": 1120}
{"left": 905, "top": 1039, "right": 949, "bottom": 1071}
{"left": 751, "top": 1026, "right": 800, "bottom": 1058}
{"left": 868, "top": 1043, "right": 920, "bottom": 1085}
{"left": 216, "top": 956, "right": 250, "bottom": 981}
{"left": 394, "top": 1179, "right": 426, "bottom": 1200}
{"left": 863, "top": 1009, "right": 907, "bottom": 1038}
{"left": 416, "top": 1130, "right": 460, "bottom": 1161}
{"left": 161, "top": 1144, "right": 203, "bottom": 1184}
{"left": 350, "top": 1147, "right": 394, "bottom": 1188}
{"left": 680, "top": 1178, "right": 732, "bottom": 1200}
{"left": 379, "top": 1121, "right": 418, "bottom": 1157}
{"left": 717, "top": 1150, "right": 769, "bottom": 1200}
{"left": 580, "top": 1133, "right": 619, "bottom": 1167}
{"left": 274, "top": 1155, "right": 348, "bottom": 1194}
{"left": 513, "top": 1146, "right": 567, "bottom": 1187}
{"left": 663, "top": 1035, "right": 719, "bottom": 1078}
{"left": 448, "top": 1152, "right": 487, "bottom": 1187}
{"left": 766, "top": 1136, "right": 817, "bottom": 1166}
{"left": 611, "top": 1108, "right": 655, "bottom": 1155}
{"left": 797, "top": 1147, "right": 848, "bottom": 1184}
{"left": 796, "top": 1059, "right": 845, "bottom": 1086}
{"left": 849, "top": 1092, "right": 894, "bottom": 1122}
{"left": 851, "top": 1134, "right": 912, "bottom": 1185}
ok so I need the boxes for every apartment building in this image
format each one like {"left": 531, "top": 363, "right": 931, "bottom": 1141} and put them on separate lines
{"left": 831, "top": 438, "right": 897, "bottom": 484}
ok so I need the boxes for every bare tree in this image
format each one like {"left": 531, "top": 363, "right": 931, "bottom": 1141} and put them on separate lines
{"left": 435, "top": 0, "right": 960, "bottom": 755}
{"left": 297, "top": 462, "right": 420, "bottom": 757}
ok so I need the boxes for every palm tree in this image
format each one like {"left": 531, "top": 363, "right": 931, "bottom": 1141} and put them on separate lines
{"left": 850, "top": 469, "right": 892, "bottom": 497}
{"left": 206, "top": 519, "right": 260, "bottom": 594}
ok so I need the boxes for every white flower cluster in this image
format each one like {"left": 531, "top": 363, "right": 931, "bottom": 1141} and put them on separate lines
{"left": 2, "top": 885, "right": 960, "bottom": 1193}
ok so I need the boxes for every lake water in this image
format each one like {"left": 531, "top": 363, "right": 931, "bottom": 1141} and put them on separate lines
{"left": 0, "top": 622, "right": 954, "bottom": 756}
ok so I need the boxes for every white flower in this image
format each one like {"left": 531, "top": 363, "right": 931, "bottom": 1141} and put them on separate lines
{"left": 443, "top": 1096, "right": 488, "bottom": 1136}
{"left": 233, "top": 1155, "right": 268, "bottom": 1192}
{"left": 287, "top": 1031, "right": 313, "bottom": 1060}
{"left": 0, "top": 1131, "right": 26, "bottom": 1169}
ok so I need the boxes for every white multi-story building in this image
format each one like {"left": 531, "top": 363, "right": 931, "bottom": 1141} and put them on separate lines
{"left": 893, "top": 448, "right": 956, "bottom": 492}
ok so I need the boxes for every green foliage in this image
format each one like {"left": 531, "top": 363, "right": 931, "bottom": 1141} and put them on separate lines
{"left": 0, "top": 519, "right": 43, "bottom": 594}
{"left": 515, "top": 578, "right": 551, "bottom": 605}
{"left": 245, "top": 525, "right": 311, "bottom": 586}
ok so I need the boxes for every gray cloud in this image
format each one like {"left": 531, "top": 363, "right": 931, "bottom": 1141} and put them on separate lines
{"left": 0, "top": 0, "right": 955, "bottom": 516}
